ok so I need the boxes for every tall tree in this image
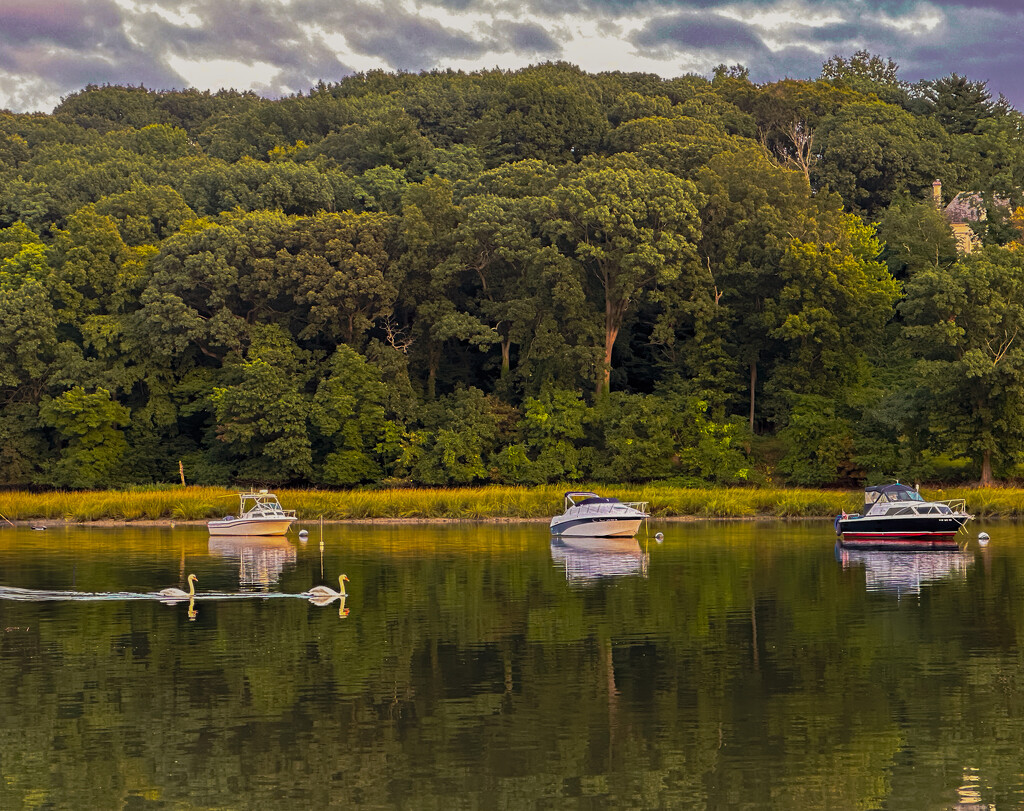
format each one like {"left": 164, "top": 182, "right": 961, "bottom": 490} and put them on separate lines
{"left": 548, "top": 157, "right": 707, "bottom": 395}
{"left": 902, "top": 246, "right": 1024, "bottom": 484}
{"left": 919, "top": 74, "right": 996, "bottom": 135}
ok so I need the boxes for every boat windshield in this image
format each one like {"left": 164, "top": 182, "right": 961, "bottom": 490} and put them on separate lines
{"left": 239, "top": 492, "right": 286, "bottom": 514}
{"left": 866, "top": 484, "right": 925, "bottom": 505}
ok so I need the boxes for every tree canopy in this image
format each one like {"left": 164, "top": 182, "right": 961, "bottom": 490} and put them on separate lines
{"left": 2, "top": 57, "right": 1024, "bottom": 487}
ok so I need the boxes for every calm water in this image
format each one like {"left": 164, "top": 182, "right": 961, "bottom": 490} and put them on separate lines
{"left": 0, "top": 519, "right": 1019, "bottom": 809}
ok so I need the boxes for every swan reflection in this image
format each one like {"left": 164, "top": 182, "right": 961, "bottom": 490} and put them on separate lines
{"left": 307, "top": 592, "right": 349, "bottom": 617}
{"left": 208, "top": 535, "right": 297, "bottom": 591}
{"left": 550, "top": 536, "right": 649, "bottom": 583}
{"left": 837, "top": 545, "right": 973, "bottom": 596}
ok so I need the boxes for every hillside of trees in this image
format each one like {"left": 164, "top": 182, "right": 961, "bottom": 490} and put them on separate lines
{"left": 2, "top": 54, "right": 1024, "bottom": 489}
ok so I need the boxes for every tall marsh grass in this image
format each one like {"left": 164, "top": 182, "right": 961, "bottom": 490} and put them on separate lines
{"left": 0, "top": 484, "right": 1019, "bottom": 523}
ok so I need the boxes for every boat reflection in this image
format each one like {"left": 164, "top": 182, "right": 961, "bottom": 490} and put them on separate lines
{"left": 550, "top": 536, "right": 649, "bottom": 584}
{"left": 208, "top": 535, "right": 297, "bottom": 591}
{"left": 837, "top": 545, "right": 972, "bottom": 596}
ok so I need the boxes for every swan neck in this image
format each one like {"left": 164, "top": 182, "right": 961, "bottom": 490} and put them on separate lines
{"left": 338, "top": 575, "right": 347, "bottom": 596}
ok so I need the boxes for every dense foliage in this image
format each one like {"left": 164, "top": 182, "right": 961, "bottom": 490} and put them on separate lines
{"left": 3, "top": 56, "right": 1024, "bottom": 488}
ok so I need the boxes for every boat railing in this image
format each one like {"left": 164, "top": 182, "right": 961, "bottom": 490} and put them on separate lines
{"left": 570, "top": 501, "right": 649, "bottom": 516}
{"left": 940, "top": 499, "right": 968, "bottom": 515}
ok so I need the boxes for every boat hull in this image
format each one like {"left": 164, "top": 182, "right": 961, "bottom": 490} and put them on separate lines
{"left": 837, "top": 514, "right": 969, "bottom": 551}
{"left": 207, "top": 518, "right": 296, "bottom": 537}
{"left": 549, "top": 517, "right": 645, "bottom": 538}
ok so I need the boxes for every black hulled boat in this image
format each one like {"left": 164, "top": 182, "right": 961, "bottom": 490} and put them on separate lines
{"left": 835, "top": 483, "right": 973, "bottom": 550}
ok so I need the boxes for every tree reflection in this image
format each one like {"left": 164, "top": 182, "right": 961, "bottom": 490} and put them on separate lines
{"left": 0, "top": 523, "right": 1022, "bottom": 808}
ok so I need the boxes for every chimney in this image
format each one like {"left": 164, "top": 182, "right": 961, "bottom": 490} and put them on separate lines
{"left": 932, "top": 179, "right": 942, "bottom": 208}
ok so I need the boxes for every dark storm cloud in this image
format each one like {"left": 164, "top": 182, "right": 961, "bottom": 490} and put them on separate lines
{"left": 632, "top": 12, "right": 767, "bottom": 56}
{"left": 2, "top": 0, "right": 1024, "bottom": 113}
{"left": 341, "top": 10, "right": 489, "bottom": 68}
{"left": 0, "top": 0, "right": 187, "bottom": 107}
{"left": 489, "top": 20, "right": 562, "bottom": 55}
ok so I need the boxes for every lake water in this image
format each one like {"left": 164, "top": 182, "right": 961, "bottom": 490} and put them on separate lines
{"left": 0, "top": 519, "right": 1018, "bottom": 809}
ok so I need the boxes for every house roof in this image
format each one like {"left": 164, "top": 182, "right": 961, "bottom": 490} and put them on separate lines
{"left": 944, "top": 191, "right": 1011, "bottom": 224}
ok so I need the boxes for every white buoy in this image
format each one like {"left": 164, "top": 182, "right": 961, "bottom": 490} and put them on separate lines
{"left": 655, "top": 532, "right": 664, "bottom": 543}
{"left": 298, "top": 529, "right": 309, "bottom": 541}
{"left": 978, "top": 532, "right": 990, "bottom": 546}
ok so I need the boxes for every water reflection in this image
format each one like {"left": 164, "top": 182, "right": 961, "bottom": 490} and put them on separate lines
{"left": 7, "top": 521, "right": 1024, "bottom": 809}
{"left": 550, "top": 536, "right": 649, "bottom": 583}
{"left": 837, "top": 544, "right": 973, "bottom": 596}
{"left": 208, "top": 535, "right": 297, "bottom": 591}
{"left": 307, "top": 592, "right": 349, "bottom": 617}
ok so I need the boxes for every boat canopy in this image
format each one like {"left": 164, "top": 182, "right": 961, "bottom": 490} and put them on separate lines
{"left": 563, "top": 491, "right": 623, "bottom": 507}
{"left": 864, "top": 483, "right": 925, "bottom": 506}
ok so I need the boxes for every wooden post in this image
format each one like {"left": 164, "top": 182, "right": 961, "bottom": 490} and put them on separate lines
{"left": 179, "top": 460, "right": 186, "bottom": 486}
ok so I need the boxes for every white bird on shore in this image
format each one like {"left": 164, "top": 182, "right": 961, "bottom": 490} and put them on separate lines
{"left": 158, "top": 573, "right": 198, "bottom": 599}
{"left": 304, "top": 574, "right": 348, "bottom": 598}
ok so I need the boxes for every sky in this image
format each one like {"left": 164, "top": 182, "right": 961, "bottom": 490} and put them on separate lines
{"left": 1, "top": 0, "right": 1023, "bottom": 114}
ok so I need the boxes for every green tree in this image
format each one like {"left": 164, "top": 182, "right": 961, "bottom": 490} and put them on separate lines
{"left": 820, "top": 50, "right": 908, "bottom": 106}
{"left": 813, "top": 101, "right": 946, "bottom": 214}
{"left": 919, "top": 74, "right": 997, "bottom": 135}
{"left": 876, "top": 196, "right": 959, "bottom": 280}
{"left": 901, "top": 245, "right": 1024, "bottom": 484}
{"left": 412, "top": 386, "right": 513, "bottom": 484}
{"left": 548, "top": 158, "right": 707, "bottom": 395}
{"left": 39, "top": 386, "right": 131, "bottom": 487}
{"left": 766, "top": 216, "right": 901, "bottom": 396}
{"left": 518, "top": 386, "right": 590, "bottom": 482}
{"left": 210, "top": 326, "right": 313, "bottom": 482}
{"left": 474, "top": 64, "right": 608, "bottom": 165}
{"left": 777, "top": 394, "right": 855, "bottom": 485}
{"left": 310, "top": 346, "right": 398, "bottom": 485}
{"left": 284, "top": 211, "right": 398, "bottom": 346}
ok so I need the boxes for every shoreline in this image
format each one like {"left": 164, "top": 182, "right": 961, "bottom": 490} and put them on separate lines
{"left": 4, "top": 515, "right": 830, "bottom": 528}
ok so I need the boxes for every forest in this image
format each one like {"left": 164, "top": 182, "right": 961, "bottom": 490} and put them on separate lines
{"left": 2, "top": 53, "right": 1024, "bottom": 489}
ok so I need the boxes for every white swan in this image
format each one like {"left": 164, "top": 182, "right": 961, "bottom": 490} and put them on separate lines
{"left": 159, "top": 573, "right": 197, "bottom": 598}
{"left": 304, "top": 574, "right": 348, "bottom": 598}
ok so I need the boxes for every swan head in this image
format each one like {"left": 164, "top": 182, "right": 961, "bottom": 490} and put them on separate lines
{"left": 188, "top": 574, "right": 198, "bottom": 584}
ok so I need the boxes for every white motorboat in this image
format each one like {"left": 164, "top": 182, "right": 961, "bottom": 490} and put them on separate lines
{"left": 549, "top": 491, "right": 649, "bottom": 538}
{"left": 207, "top": 490, "right": 297, "bottom": 536}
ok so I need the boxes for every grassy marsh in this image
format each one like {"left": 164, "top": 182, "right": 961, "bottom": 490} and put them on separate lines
{"left": 1, "top": 484, "right": 1015, "bottom": 523}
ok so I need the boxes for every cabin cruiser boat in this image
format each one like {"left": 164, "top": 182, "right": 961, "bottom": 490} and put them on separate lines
{"left": 549, "top": 492, "right": 649, "bottom": 538}
{"left": 835, "top": 483, "right": 972, "bottom": 550}
{"left": 207, "top": 490, "right": 297, "bottom": 536}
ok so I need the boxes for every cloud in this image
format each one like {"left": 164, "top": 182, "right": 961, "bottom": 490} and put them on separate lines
{"left": 337, "top": 7, "right": 490, "bottom": 68}
{"left": 632, "top": 12, "right": 768, "bottom": 57}
{"left": 1, "top": 0, "right": 1023, "bottom": 113}
{"left": 489, "top": 20, "right": 562, "bottom": 55}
